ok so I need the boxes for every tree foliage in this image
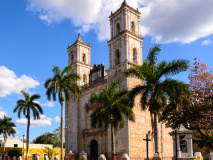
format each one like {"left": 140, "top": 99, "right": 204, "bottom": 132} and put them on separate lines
{"left": 7, "top": 150, "right": 20, "bottom": 158}
{"left": 125, "top": 45, "right": 189, "bottom": 153}
{"left": 89, "top": 80, "right": 135, "bottom": 159}
{"left": 0, "top": 116, "right": 16, "bottom": 152}
{"left": 161, "top": 58, "right": 213, "bottom": 149}
{"left": 187, "top": 58, "right": 213, "bottom": 149}
{"left": 32, "top": 132, "right": 54, "bottom": 144}
{"left": 44, "top": 147, "right": 56, "bottom": 159}
{"left": 13, "top": 90, "right": 43, "bottom": 155}
{"left": 44, "top": 65, "right": 81, "bottom": 160}
{"left": 32, "top": 127, "right": 65, "bottom": 148}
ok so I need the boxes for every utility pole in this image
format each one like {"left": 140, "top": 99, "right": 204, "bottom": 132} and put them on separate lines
{"left": 143, "top": 133, "right": 151, "bottom": 160}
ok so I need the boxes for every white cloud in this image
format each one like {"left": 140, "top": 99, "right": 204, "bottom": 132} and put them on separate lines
{"left": 139, "top": 0, "right": 213, "bottom": 43}
{"left": 0, "top": 135, "right": 21, "bottom": 140}
{"left": 16, "top": 114, "right": 59, "bottom": 128}
{"left": 0, "top": 66, "right": 40, "bottom": 97}
{"left": 53, "top": 116, "right": 60, "bottom": 122}
{"left": 201, "top": 39, "right": 212, "bottom": 45}
{"left": 42, "top": 101, "right": 54, "bottom": 107}
{"left": 26, "top": 0, "right": 213, "bottom": 43}
{"left": 0, "top": 107, "right": 4, "bottom": 109}
{"left": 33, "top": 101, "right": 54, "bottom": 107}
{"left": 0, "top": 111, "right": 6, "bottom": 118}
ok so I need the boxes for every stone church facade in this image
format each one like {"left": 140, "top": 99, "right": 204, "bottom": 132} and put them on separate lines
{"left": 65, "top": 1, "right": 173, "bottom": 160}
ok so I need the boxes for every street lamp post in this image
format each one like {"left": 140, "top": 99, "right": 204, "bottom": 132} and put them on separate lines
{"left": 22, "top": 135, "right": 25, "bottom": 159}
{"left": 65, "top": 125, "right": 69, "bottom": 155}
{"left": 175, "top": 130, "right": 177, "bottom": 160}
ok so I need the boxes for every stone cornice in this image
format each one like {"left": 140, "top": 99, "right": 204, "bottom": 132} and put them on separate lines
{"left": 107, "top": 30, "right": 143, "bottom": 44}
{"left": 81, "top": 80, "right": 107, "bottom": 92}
{"left": 82, "top": 129, "right": 106, "bottom": 135}
{"left": 71, "top": 62, "right": 93, "bottom": 69}
{"left": 106, "top": 61, "right": 139, "bottom": 73}
{"left": 67, "top": 41, "right": 91, "bottom": 51}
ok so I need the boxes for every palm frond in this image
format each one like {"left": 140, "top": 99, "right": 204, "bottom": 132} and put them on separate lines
{"left": 65, "top": 72, "right": 81, "bottom": 82}
{"left": 89, "top": 94, "right": 101, "bottom": 104}
{"left": 52, "top": 66, "right": 61, "bottom": 77}
{"left": 156, "top": 59, "right": 189, "bottom": 80}
{"left": 30, "top": 94, "right": 41, "bottom": 101}
{"left": 44, "top": 78, "right": 53, "bottom": 88}
{"left": 61, "top": 65, "right": 72, "bottom": 76}
{"left": 90, "top": 80, "right": 135, "bottom": 135}
{"left": 147, "top": 44, "right": 161, "bottom": 67}
{"left": 112, "top": 89, "right": 128, "bottom": 102}
{"left": 0, "top": 116, "right": 16, "bottom": 138}
{"left": 125, "top": 66, "right": 141, "bottom": 79}
{"left": 107, "top": 80, "right": 120, "bottom": 96}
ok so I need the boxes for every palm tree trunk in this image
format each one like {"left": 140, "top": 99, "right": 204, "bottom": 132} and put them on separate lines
{"left": 61, "top": 101, "right": 64, "bottom": 160}
{"left": 3, "top": 135, "right": 6, "bottom": 152}
{"left": 154, "top": 112, "right": 159, "bottom": 154}
{"left": 111, "top": 121, "right": 115, "bottom": 160}
{"left": 27, "top": 116, "right": 30, "bottom": 156}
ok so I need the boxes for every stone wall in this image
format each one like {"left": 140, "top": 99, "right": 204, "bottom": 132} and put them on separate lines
{"left": 127, "top": 64, "right": 173, "bottom": 160}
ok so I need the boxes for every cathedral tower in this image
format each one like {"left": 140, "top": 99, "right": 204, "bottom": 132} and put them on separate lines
{"left": 106, "top": 1, "right": 146, "bottom": 158}
{"left": 67, "top": 33, "right": 92, "bottom": 86}
{"left": 108, "top": 0, "right": 143, "bottom": 70}
{"left": 66, "top": 34, "right": 92, "bottom": 155}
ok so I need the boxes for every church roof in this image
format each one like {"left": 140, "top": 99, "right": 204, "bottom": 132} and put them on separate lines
{"left": 109, "top": 0, "right": 140, "bottom": 18}
{"left": 76, "top": 33, "right": 84, "bottom": 43}
{"left": 121, "top": 0, "right": 127, "bottom": 7}
{"left": 68, "top": 33, "right": 91, "bottom": 49}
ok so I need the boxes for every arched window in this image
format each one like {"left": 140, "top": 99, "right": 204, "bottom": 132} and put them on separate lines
{"left": 116, "top": 23, "right": 121, "bottom": 35}
{"left": 131, "top": 21, "right": 135, "bottom": 34}
{"left": 133, "top": 48, "right": 137, "bottom": 64}
{"left": 83, "top": 74, "right": 87, "bottom": 85}
{"left": 71, "top": 54, "right": 74, "bottom": 64}
{"left": 115, "top": 49, "right": 120, "bottom": 65}
{"left": 82, "top": 53, "right": 86, "bottom": 63}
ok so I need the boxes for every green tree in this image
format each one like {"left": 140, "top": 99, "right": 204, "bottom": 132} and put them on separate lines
{"left": 89, "top": 80, "right": 135, "bottom": 160}
{"left": 32, "top": 127, "right": 65, "bottom": 148}
{"left": 7, "top": 150, "right": 20, "bottom": 158}
{"left": 44, "top": 147, "right": 56, "bottom": 160}
{"left": 0, "top": 116, "right": 16, "bottom": 152}
{"left": 32, "top": 132, "right": 54, "bottom": 144}
{"left": 44, "top": 65, "right": 81, "bottom": 160}
{"left": 125, "top": 45, "right": 189, "bottom": 153}
{"left": 161, "top": 58, "right": 213, "bottom": 150}
{"left": 52, "top": 127, "right": 65, "bottom": 148}
{"left": 13, "top": 90, "right": 43, "bottom": 155}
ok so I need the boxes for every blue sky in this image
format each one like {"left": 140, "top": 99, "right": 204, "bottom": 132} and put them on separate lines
{"left": 0, "top": 0, "right": 213, "bottom": 142}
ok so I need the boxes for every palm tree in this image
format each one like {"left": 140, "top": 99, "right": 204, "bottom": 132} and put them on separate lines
{"left": 125, "top": 45, "right": 189, "bottom": 154}
{"left": 44, "top": 65, "right": 81, "bottom": 160}
{"left": 13, "top": 90, "right": 43, "bottom": 155}
{"left": 0, "top": 116, "right": 16, "bottom": 152}
{"left": 89, "top": 80, "right": 135, "bottom": 160}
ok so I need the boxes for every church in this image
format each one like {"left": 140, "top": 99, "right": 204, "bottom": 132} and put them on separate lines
{"left": 65, "top": 1, "right": 173, "bottom": 160}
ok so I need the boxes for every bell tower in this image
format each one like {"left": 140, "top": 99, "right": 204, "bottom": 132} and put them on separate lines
{"left": 108, "top": 0, "right": 143, "bottom": 69}
{"left": 106, "top": 1, "right": 145, "bottom": 157}
{"left": 66, "top": 34, "right": 92, "bottom": 155}
{"left": 67, "top": 33, "right": 92, "bottom": 86}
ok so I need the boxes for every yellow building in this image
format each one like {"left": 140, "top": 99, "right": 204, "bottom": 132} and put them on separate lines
{"left": 0, "top": 139, "right": 65, "bottom": 160}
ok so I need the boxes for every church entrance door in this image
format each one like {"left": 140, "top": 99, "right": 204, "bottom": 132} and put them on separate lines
{"left": 90, "top": 139, "right": 98, "bottom": 160}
